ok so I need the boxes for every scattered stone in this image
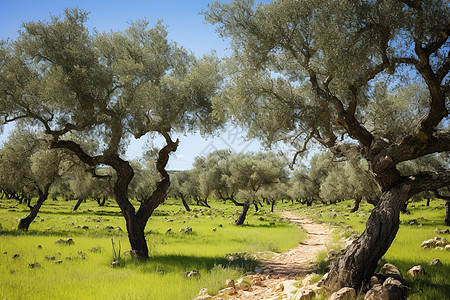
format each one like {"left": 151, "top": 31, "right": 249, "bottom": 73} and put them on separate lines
{"left": 420, "top": 236, "right": 449, "bottom": 248}
{"left": 80, "top": 255, "right": 86, "bottom": 259}
{"left": 445, "top": 245, "right": 450, "bottom": 251}
{"left": 65, "top": 238, "right": 75, "bottom": 245}
{"left": 183, "top": 226, "right": 193, "bottom": 233}
{"left": 218, "top": 224, "right": 223, "bottom": 227}
{"left": 301, "top": 274, "right": 317, "bottom": 286}
{"left": 194, "top": 289, "right": 212, "bottom": 300}
{"left": 274, "top": 282, "right": 284, "bottom": 292}
{"left": 2, "top": 251, "right": 7, "bottom": 255}
{"left": 370, "top": 276, "right": 381, "bottom": 288}
{"left": 12, "top": 253, "right": 20, "bottom": 259}
{"left": 54, "top": 260, "right": 63, "bottom": 264}
{"left": 45, "top": 227, "right": 53, "bottom": 231}
{"left": 251, "top": 276, "right": 264, "bottom": 286}
{"left": 225, "top": 279, "right": 235, "bottom": 288}
{"left": 55, "top": 239, "right": 65, "bottom": 244}
{"left": 388, "top": 276, "right": 405, "bottom": 286}
{"left": 166, "top": 228, "right": 172, "bottom": 233}
{"left": 379, "top": 263, "right": 403, "bottom": 281}
{"left": 258, "top": 217, "right": 265, "bottom": 221}
{"left": 236, "top": 278, "right": 251, "bottom": 291}
{"left": 37, "top": 245, "right": 42, "bottom": 249}
{"left": 364, "top": 283, "right": 406, "bottom": 300}
{"left": 212, "top": 228, "right": 216, "bottom": 232}
{"left": 406, "top": 265, "right": 426, "bottom": 278}
{"left": 281, "top": 280, "right": 298, "bottom": 294}
{"left": 89, "top": 247, "right": 100, "bottom": 253}
{"left": 28, "top": 262, "right": 41, "bottom": 268}
{"left": 435, "top": 228, "right": 450, "bottom": 234}
{"left": 115, "top": 227, "right": 123, "bottom": 231}
{"left": 44, "top": 255, "right": 56, "bottom": 261}
{"left": 429, "top": 258, "right": 442, "bottom": 267}
{"left": 408, "top": 219, "right": 419, "bottom": 226}
{"left": 81, "top": 226, "right": 89, "bottom": 230}
{"left": 329, "top": 287, "right": 356, "bottom": 300}
{"left": 194, "top": 294, "right": 212, "bottom": 300}
{"left": 103, "top": 225, "right": 114, "bottom": 230}
{"left": 294, "top": 289, "right": 315, "bottom": 300}
{"left": 220, "top": 287, "right": 236, "bottom": 296}
{"left": 110, "top": 261, "right": 120, "bottom": 268}
{"left": 185, "top": 270, "right": 200, "bottom": 278}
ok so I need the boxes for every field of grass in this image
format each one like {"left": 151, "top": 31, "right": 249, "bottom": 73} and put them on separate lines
{"left": 0, "top": 198, "right": 305, "bottom": 300}
{"left": 287, "top": 198, "right": 450, "bottom": 300}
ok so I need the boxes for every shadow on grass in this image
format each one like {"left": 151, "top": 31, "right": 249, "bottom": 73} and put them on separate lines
{"left": 0, "top": 228, "right": 125, "bottom": 238}
{"left": 121, "top": 253, "right": 260, "bottom": 274}
{"left": 239, "top": 223, "right": 291, "bottom": 229}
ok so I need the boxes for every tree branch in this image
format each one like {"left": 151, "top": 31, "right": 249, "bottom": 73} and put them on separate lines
{"left": 136, "top": 132, "right": 179, "bottom": 220}
{"left": 50, "top": 140, "right": 102, "bottom": 167}
{"left": 408, "top": 170, "right": 450, "bottom": 197}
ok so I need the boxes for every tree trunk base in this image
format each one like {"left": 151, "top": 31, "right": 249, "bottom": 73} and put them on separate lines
{"left": 321, "top": 187, "right": 408, "bottom": 292}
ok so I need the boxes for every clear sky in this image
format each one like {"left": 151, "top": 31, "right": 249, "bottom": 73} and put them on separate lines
{"left": 0, "top": 0, "right": 267, "bottom": 170}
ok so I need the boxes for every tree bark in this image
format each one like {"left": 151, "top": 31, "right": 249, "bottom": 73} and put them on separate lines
{"left": 322, "top": 171, "right": 450, "bottom": 291}
{"left": 271, "top": 200, "right": 275, "bottom": 213}
{"left": 73, "top": 198, "right": 84, "bottom": 211}
{"left": 350, "top": 197, "right": 362, "bottom": 213}
{"left": 235, "top": 202, "right": 250, "bottom": 225}
{"left": 18, "top": 185, "right": 50, "bottom": 231}
{"left": 321, "top": 186, "right": 409, "bottom": 291}
{"left": 52, "top": 135, "right": 179, "bottom": 259}
{"left": 180, "top": 195, "right": 191, "bottom": 212}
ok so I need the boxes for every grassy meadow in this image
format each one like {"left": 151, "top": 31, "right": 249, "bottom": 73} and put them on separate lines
{"left": 0, "top": 198, "right": 305, "bottom": 300}
{"left": 293, "top": 198, "right": 450, "bottom": 300}
{"left": 1, "top": 197, "right": 449, "bottom": 299}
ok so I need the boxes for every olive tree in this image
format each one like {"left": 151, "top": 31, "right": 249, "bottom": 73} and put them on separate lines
{"left": 227, "top": 152, "right": 288, "bottom": 225}
{"left": 320, "top": 160, "right": 380, "bottom": 212}
{"left": 205, "top": 0, "right": 449, "bottom": 290}
{"left": 0, "top": 127, "right": 77, "bottom": 230}
{"left": 168, "top": 171, "right": 192, "bottom": 211}
{"left": 288, "top": 152, "right": 336, "bottom": 206}
{"left": 0, "top": 9, "right": 221, "bottom": 258}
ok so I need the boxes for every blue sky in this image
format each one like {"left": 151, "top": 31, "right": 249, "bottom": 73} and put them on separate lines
{"left": 0, "top": 0, "right": 267, "bottom": 170}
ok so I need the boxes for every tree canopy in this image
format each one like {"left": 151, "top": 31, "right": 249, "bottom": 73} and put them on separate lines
{"left": 205, "top": 0, "right": 449, "bottom": 291}
{"left": 0, "top": 8, "right": 222, "bottom": 258}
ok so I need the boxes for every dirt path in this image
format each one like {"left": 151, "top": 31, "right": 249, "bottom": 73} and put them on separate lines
{"left": 210, "top": 211, "right": 332, "bottom": 300}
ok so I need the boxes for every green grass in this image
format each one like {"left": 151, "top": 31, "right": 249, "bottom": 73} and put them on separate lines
{"left": 284, "top": 198, "right": 450, "bottom": 300}
{"left": 0, "top": 198, "right": 306, "bottom": 300}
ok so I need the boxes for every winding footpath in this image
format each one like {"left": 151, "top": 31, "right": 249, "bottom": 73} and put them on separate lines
{"left": 209, "top": 211, "right": 333, "bottom": 300}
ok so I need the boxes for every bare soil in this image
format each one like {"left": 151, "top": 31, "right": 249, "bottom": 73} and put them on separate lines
{"left": 212, "top": 211, "right": 332, "bottom": 300}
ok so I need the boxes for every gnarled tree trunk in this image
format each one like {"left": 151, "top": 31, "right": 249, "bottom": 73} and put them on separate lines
{"left": 18, "top": 184, "right": 50, "bottom": 231}
{"left": 180, "top": 195, "right": 191, "bottom": 212}
{"left": 321, "top": 185, "right": 409, "bottom": 291}
{"left": 73, "top": 198, "right": 84, "bottom": 211}
{"left": 235, "top": 202, "right": 250, "bottom": 225}
{"left": 350, "top": 197, "right": 362, "bottom": 213}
